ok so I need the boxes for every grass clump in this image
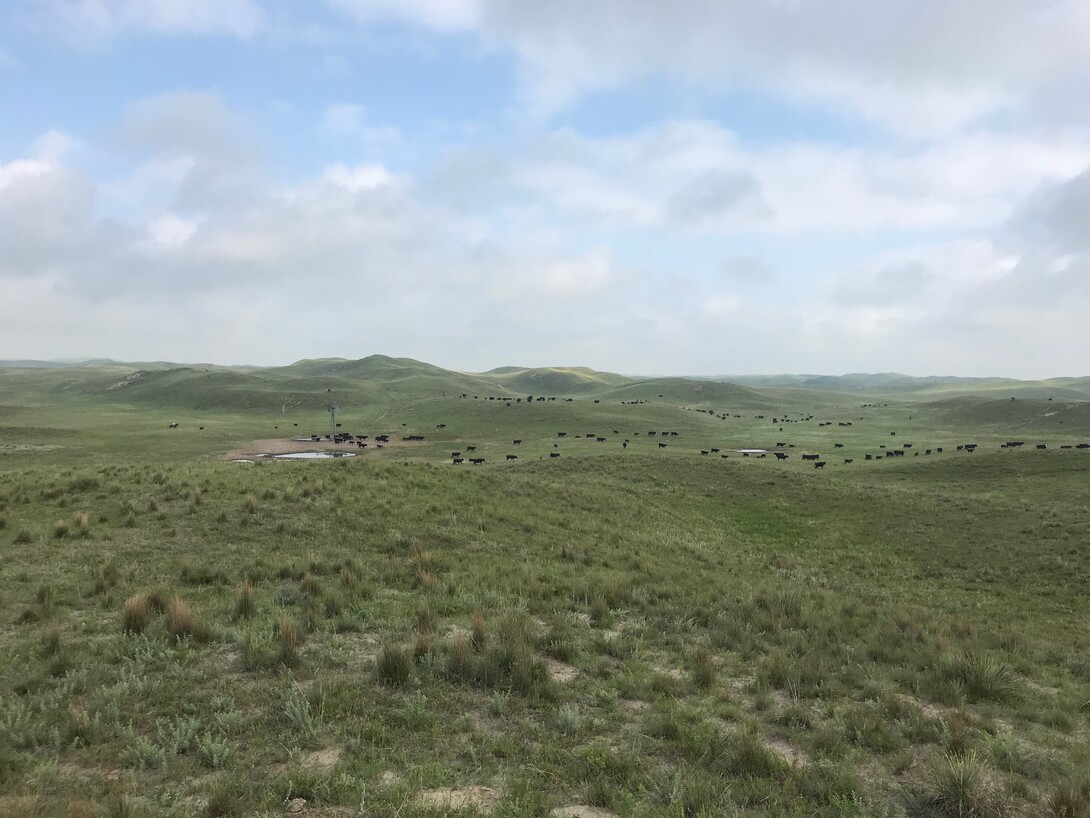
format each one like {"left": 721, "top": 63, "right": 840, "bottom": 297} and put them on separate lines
{"left": 13, "top": 528, "right": 32, "bottom": 545}
{"left": 937, "top": 653, "right": 1023, "bottom": 704}
{"left": 233, "top": 580, "right": 256, "bottom": 620}
{"left": 376, "top": 642, "right": 413, "bottom": 687}
{"left": 926, "top": 752, "right": 1010, "bottom": 817}
{"left": 277, "top": 616, "right": 301, "bottom": 666}
{"left": 53, "top": 519, "right": 68, "bottom": 539}
{"left": 122, "top": 592, "right": 154, "bottom": 634}
{"left": 165, "top": 595, "right": 211, "bottom": 642}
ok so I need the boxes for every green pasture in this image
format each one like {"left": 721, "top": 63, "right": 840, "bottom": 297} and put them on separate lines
{"left": 0, "top": 358, "right": 1088, "bottom": 817}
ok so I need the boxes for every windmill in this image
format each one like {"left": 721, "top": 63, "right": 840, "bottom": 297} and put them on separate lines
{"left": 328, "top": 402, "right": 339, "bottom": 439}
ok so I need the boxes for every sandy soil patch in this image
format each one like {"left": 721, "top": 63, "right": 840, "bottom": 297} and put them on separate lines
{"left": 546, "top": 658, "right": 579, "bottom": 683}
{"left": 416, "top": 786, "right": 499, "bottom": 813}
{"left": 551, "top": 807, "right": 620, "bottom": 818}
{"left": 304, "top": 747, "right": 341, "bottom": 775}
{"left": 764, "top": 736, "right": 810, "bottom": 766}
{"left": 377, "top": 770, "right": 403, "bottom": 787}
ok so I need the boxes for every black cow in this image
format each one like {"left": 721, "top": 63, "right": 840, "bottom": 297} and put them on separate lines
{"left": 802, "top": 454, "right": 819, "bottom": 461}
{"left": 774, "top": 452, "right": 788, "bottom": 460}
{"left": 469, "top": 457, "right": 485, "bottom": 464}
{"left": 550, "top": 452, "right": 560, "bottom": 458}
{"left": 814, "top": 461, "right": 826, "bottom": 469}
{"left": 658, "top": 443, "right": 668, "bottom": 448}
{"left": 513, "top": 439, "right": 522, "bottom": 445}
{"left": 844, "top": 459, "right": 853, "bottom": 464}
{"left": 700, "top": 450, "right": 709, "bottom": 455}
{"left": 834, "top": 443, "right": 844, "bottom": 449}
{"left": 1037, "top": 443, "right": 1047, "bottom": 450}
{"left": 452, "top": 457, "right": 463, "bottom": 464}
{"left": 506, "top": 454, "right": 518, "bottom": 461}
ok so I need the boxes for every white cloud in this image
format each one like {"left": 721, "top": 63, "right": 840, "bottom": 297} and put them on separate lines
{"left": 326, "top": 0, "right": 481, "bottom": 31}
{"left": 326, "top": 0, "right": 1090, "bottom": 136}
{"left": 320, "top": 103, "right": 400, "bottom": 145}
{"left": 320, "top": 162, "right": 394, "bottom": 192}
{"left": 40, "top": 0, "right": 265, "bottom": 39}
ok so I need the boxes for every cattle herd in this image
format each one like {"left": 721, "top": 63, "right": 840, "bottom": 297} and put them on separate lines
{"left": 173, "top": 394, "right": 1089, "bottom": 469}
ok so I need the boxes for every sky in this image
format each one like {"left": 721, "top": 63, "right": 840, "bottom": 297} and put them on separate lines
{"left": 1, "top": 1, "right": 1089, "bottom": 378}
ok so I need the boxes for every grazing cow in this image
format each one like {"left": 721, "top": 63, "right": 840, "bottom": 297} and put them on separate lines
{"left": 834, "top": 443, "right": 844, "bottom": 449}
{"left": 936, "top": 447, "right": 943, "bottom": 453}
{"left": 550, "top": 452, "right": 560, "bottom": 458}
{"left": 1077, "top": 443, "right": 1090, "bottom": 449}
{"left": 649, "top": 431, "right": 657, "bottom": 436}
{"left": 469, "top": 457, "right": 485, "bottom": 464}
{"left": 596, "top": 437, "right": 606, "bottom": 442}
{"left": 700, "top": 450, "right": 709, "bottom": 456}
{"left": 452, "top": 457, "right": 464, "bottom": 464}
{"left": 658, "top": 442, "right": 668, "bottom": 448}
{"left": 622, "top": 442, "right": 628, "bottom": 449}
{"left": 865, "top": 454, "right": 872, "bottom": 460}
{"left": 802, "top": 454, "right": 819, "bottom": 461}
{"left": 437, "top": 424, "right": 447, "bottom": 429}
{"left": 814, "top": 461, "right": 826, "bottom": 469}
{"left": 903, "top": 443, "right": 912, "bottom": 449}
{"left": 710, "top": 448, "right": 720, "bottom": 453}
{"left": 776, "top": 442, "right": 786, "bottom": 448}
{"left": 168, "top": 422, "right": 178, "bottom": 429}
{"left": 1037, "top": 443, "right": 1047, "bottom": 450}
{"left": 844, "top": 459, "right": 853, "bottom": 464}
{"left": 893, "top": 450, "right": 905, "bottom": 457}
{"left": 775, "top": 452, "right": 788, "bottom": 460}
{"left": 513, "top": 439, "right": 522, "bottom": 445}
{"left": 199, "top": 426, "right": 204, "bottom": 430}
{"left": 451, "top": 452, "right": 461, "bottom": 458}
{"left": 467, "top": 446, "right": 476, "bottom": 451}
{"left": 506, "top": 454, "right": 518, "bottom": 461}
{"left": 558, "top": 432, "right": 567, "bottom": 438}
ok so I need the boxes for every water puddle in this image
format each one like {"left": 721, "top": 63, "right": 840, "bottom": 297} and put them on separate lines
{"left": 275, "top": 451, "right": 356, "bottom": 460}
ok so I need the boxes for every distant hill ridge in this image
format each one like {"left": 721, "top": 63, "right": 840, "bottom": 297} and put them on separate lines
{"left": 2, "top": 355, "right": 1089, "bottom": 402}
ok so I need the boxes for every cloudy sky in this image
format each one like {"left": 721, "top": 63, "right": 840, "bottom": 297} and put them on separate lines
{"left": 1, "top": 1, "right": 1088, "bottom": 377}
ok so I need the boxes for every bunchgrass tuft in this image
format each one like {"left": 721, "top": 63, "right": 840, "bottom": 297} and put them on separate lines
{"left": 938, "top": 653, "right": 1023, "bottom": 704}
{"left": 53, "top": 519, "right": 68, "bottom": 539}
{"left": 376, "top": 642, "right": 413, "bottom": 687}
{"left": 165, "top": 595, "right": 210, "bottom": 641}
{"left": 277, "top": 616, "right": 300, "bottom": 666}
{"left": 233, "top": 580, "right": 256, "bottom": 620}
{"left": 122, "top": 592, "right": 154, "bottom": 634}
{"left": 927, "top": 751, "right": 1009, "bottom": 818}
{"left": 472, "top": 609, "right": 486, "bottom": 651}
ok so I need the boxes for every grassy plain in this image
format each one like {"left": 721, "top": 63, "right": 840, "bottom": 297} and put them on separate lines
{"left": 1, "top": 357, "right": 1088, "bottom": 818}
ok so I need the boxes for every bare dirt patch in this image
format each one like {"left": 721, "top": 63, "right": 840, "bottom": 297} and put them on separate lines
{"left": 764, "top": 736, "right": 810, "bottom": 767}
{"left": 551, "top": 807, "right": 621, "bottom": 818}
{"left": 377, "top": 770, "right": 403, "bottom": 788}
{"left": 303, "top": 747, "right": 341, "bottom": 775}
{"left": 416, "top": 786, "right": 499, "bottom": 813}
{"left": 546, "top": 658, "right": 579, "bottom": 684}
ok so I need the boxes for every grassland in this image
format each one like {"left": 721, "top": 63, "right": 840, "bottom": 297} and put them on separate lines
{"left": 0, "top": 357, "right": 1088, "bottom": 818}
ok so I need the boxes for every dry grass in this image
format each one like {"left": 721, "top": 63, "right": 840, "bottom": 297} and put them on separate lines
{"left": 122, "top": 592, "right": 154, "bottom": 634}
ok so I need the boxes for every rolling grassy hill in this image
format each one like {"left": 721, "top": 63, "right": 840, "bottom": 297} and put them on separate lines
{"left": 1, "top": 357, "right": 1089, "bottom": 816}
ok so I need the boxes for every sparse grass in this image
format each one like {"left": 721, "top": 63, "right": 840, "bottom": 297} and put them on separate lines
{"left": 0, "top": 376, "right": 1088, "bottom": 814}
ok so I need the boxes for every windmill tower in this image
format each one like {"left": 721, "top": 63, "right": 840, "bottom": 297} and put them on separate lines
{"left": 328, "top": 402, "right": 339, "bottom": 439}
